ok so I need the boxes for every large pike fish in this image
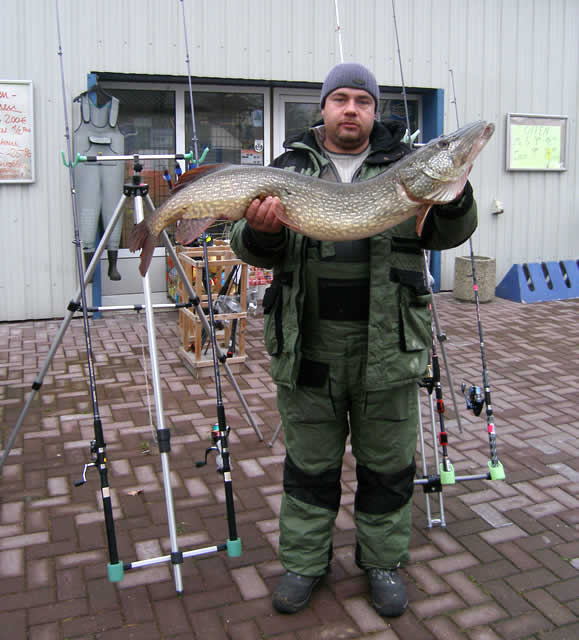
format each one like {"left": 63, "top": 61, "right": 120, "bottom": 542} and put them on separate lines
{"left": 130, "top": 120, "right": 494, "bottom": 275}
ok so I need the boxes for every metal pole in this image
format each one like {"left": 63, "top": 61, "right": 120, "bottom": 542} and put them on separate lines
{"left": 133, "top": 185, "right": 184, "bottom": 592}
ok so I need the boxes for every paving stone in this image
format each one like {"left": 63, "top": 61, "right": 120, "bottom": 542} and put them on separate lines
{"left": 406, "top": 563, "right": 450, "bottom": 595}
{"left": 506, "top": 567, "right": 559, "bottom": 593}
{"left": 545, "top": 576, "right": 579, "bottom": 603}
{"left": 479, "top": 524, "right": 527, "bottom": 544}
{"left": 0, "top": 531, "right": 49, "bottom": 550}
{"left": 492, "top": 611, "right": 555, "bottom": 639}
{"left": 466, "top": 626, "right": 503, "bottom": 640}
{"left": 0, "top": 548, "right": 24, "bottom": 577}
{"left": 27, "top": 622, "right": 60, "bottom": 640}
{"left": 424, "top": 615, "right": 467, "bottom": 640}
{"left": 231, "top": 565, "right": 269, "bottom": 600}
{"left": 428, "top": 551, "right": 479, "bottom": 575}
{"left": 153, "top": 597, "right": 192, "bottom": 635}
{"left": 451, "top": 602, "right": 508, "bottom": 629}
{"left": 443, "top": 571, "right": 490, "bottom": 605}
{"left": 524, "top": 588, "right": 578, "bottom": 625}
{"left": 410, "top": 592, "right": 465, "bottom": 619}
{"left": 484, "top": 579, "right": 534, "bottom": 616}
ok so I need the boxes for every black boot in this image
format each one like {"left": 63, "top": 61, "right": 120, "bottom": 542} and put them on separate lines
{"left": 272, "top": 571, "right": 322, "bottom": 614}
{"left": 355, "top": 544, "right": 408, "bottom": 617}
{"left": 83, "top": 251, "right": 95, "bottom": 283}
{"left": 366, "top": 568, "right": 408, "bottom": 617}
{"left": 107, "top": 250, "right": 121, "bottom": 281}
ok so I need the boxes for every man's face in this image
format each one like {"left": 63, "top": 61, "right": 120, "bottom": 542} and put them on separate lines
{"left": 321, "top": 88, "right": 376, "bottom": 154}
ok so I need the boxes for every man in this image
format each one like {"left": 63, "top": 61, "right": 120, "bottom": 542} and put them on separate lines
{"left": 230, "top": 62, "right": 477, "bottom": 617}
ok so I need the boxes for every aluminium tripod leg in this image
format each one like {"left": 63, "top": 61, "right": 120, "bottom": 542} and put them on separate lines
{"left": 416, "top": 386, "right": 446, "bottom": 528}
{"left": 133, "top": 193, "right": 184, "bottom": 593}
{"left": 151, "top": 203, "right": 263, "bottom": 441}
{"left": 269, "top": 421, "right": 283, "bottom": 447}
{"left": 0, "top": 194, "right": 129, "bottom": 471}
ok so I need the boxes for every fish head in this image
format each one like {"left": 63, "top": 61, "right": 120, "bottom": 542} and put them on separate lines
{"left": 399, "top": 121, "right": 495, "bottom": 204}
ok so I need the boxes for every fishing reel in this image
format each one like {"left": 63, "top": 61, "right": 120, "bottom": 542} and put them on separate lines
{"left": 196, "top": 424, "right": 230, "bottom": 473}
{"left": 74, "top": 440, "right": 98, "bottom": 486}
{"left": 461, "top": 382, "right": 484, "bottom": 416}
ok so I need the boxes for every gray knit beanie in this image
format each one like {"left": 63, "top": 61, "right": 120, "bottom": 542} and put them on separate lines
{"left": 320, "top": 62, "right": 380, "bottom": 111}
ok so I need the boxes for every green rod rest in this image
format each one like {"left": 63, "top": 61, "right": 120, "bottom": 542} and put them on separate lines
{"left": 61, "top": 151, "right": 86, "bottom": 168}
{"left": 189, "top": 146, "right": 209, "bottom": 167}
{"left": 226, "top": 538, "right": 242, "bottom": 558}
{"left": 488, "top": 460, "right": 506, "bottom": 481}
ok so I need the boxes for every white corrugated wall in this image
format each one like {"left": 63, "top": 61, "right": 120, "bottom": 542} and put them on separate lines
{"left": 0, "top": 0, "right": 577, "bottom": 320}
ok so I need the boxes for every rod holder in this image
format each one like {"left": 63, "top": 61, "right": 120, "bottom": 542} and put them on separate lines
{"left": 439, "top": 463, "right": 456, "bottom": 485}
{"left": 226, "top": 538, "right": 242, "bottom": 557}
{"left": 488, "top": 460, "right": 506, "bottom": 481}
{"left": 107, "top": 562, "right": 124, "bottom": 583}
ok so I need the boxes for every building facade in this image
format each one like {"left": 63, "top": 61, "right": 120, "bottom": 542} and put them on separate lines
{"left": 1, "top": 0, "right": 577, "bottom": 320}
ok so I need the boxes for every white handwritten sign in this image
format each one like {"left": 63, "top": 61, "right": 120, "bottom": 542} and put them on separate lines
{"left": 0, "top": 80, "right": 35, "bottom": 183}
{"left": 506, "top": 113, "right": 567, "bottom": 172}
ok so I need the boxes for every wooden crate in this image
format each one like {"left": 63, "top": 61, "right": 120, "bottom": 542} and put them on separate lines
{"left": 175, "top": 244, "right": 248, "bottom": 376}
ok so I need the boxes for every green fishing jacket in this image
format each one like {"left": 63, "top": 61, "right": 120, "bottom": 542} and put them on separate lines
{"left": 230, "top": 120, "right": 477, "bottom": 391}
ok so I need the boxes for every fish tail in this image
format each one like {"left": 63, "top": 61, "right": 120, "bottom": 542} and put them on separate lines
{"left": 129, "top": 220, "right": 157, "bottom": 276}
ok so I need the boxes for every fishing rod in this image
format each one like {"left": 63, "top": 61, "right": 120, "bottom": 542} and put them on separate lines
{"left": 54, "top": 0, "right": 123, "bottom": 582}
{"left": 449, "top": 69, "right": 505, "bottom": 481}
{"left": 391, "top": 0, "right": 462, "bottom": 453}
{"left": 179, "top": 0, "right": 241, "bottom": 557}
{"left": 426, "top": 309, "right": 454, "bottom": 482}
{"left": 391, "top": 0, "right": 412, "bottom": 142}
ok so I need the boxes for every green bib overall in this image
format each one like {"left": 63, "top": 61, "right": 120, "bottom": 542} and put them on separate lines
{"left": 276, "top": 241, "right": 418, "bottom": 576}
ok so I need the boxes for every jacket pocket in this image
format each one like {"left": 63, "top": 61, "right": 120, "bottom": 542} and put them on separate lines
{"left": 399, "top": 288, "right": 432, "bottom": 352}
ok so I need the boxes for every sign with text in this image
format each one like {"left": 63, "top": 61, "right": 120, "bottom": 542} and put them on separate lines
{"left": 0, "top": 80, "right": 35, "bottom": 183}
{"left": 506, "top": 113, "right": 567, "bottom": 171}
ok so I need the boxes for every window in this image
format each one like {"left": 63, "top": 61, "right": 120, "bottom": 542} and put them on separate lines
{"left": 101, "top": 83, "right": 269, "bottom": 247}
{"left": 185, "top": 91, "right": 266, "bottom": 166}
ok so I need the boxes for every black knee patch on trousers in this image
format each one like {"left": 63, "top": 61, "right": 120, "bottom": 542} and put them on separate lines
{"left": 284, "top": 455, "right": 341, "bottom": 512}
{"left": 355, "top": 459, "right": 416, "bottom": 515}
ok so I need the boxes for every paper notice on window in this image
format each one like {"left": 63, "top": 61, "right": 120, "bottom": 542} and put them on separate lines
{"left": 241, "top": 144, "right": 264, "bottom": 166}
{"left": 0, "top": 80, "right": 35, "bottom": 183}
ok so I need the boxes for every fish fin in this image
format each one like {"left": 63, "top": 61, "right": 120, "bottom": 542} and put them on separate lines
{"left": 128, "top": 220, "right": 151, "bottom": 253}
{"left": 176, "top": 217, "right": 215, "bottom": 245}
{"left": 270, "top": 208, "right": 305, "bottom": 235}
{"left": 424, "top": 173, "right": 469, "bottom": 204}
{"left": 415, "top": 205, "right": 432, "bottom": 237}
{"left": 128, "top": 221, "right": 158, "bottom": 276}
{"left": 171, "top": 164, "right": 228, "bottom": 194}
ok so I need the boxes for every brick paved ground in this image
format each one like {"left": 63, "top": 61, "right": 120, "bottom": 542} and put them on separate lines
{"left": 1, "top": 293, "right": 577, "bottom": 639}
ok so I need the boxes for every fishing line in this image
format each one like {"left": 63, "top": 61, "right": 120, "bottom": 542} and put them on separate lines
{"left": 55, "top": 0, "right": 122, "bottom": 580}
{"left": 333, "top": 0, "right": 345, "bottom": 63}
{"left": 448, "top": 69, "right": 504, "bottom": 480}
